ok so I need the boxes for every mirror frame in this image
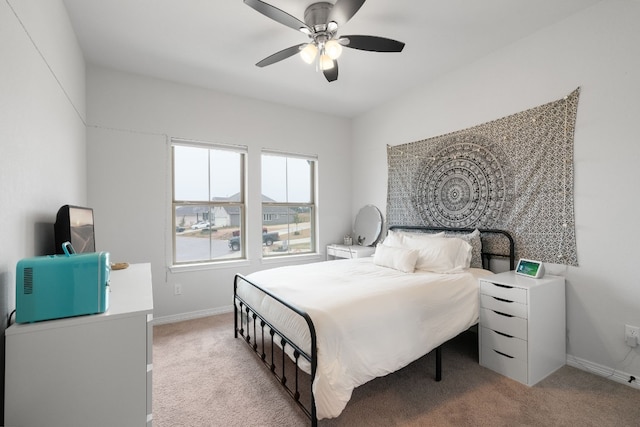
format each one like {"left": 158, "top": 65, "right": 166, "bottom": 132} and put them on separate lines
{"left": 353, "top": 205, "right": 383, "bottom": 246}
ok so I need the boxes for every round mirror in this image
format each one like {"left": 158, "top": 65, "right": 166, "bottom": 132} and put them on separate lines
{"left": 353, "top": 205, "right": 383, "bottom": 246}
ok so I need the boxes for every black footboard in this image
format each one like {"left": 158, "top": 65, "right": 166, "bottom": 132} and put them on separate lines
{"left": 234, "top": 274, "right": 319, "bottom": 426}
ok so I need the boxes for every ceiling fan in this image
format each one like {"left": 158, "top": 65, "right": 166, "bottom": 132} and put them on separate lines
{"left": 244, "top": 0, "right": 405, "bottom": 82}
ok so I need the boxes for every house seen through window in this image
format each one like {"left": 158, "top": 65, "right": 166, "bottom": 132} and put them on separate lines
{"left": 261, "top": 151, "right": 316, "bottom": 257}
{"left": 172, "top": 139, "right": 246, "bottom": 264}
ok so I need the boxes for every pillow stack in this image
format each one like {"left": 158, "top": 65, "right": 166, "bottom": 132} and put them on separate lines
{"left": 374, "top": 229, "right": 472, "bottom": 273}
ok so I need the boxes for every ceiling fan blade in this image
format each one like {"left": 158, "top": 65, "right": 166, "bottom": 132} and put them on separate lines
{"left": 323, "top": 61, "right": 338, "bottom": 82}
{"left": 244, "top": 0, "right": 310, "bottom": 32}
{"left": 329, "top": 0, "right": 366, "bottom": 25}
{"left": 340, "top": 35, "right": 405, "bottom": 52}
{"left": 256, "top": 44, "right": 305, "bottom": 67}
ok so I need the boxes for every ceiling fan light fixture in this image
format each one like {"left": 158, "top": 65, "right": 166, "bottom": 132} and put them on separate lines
{"left": 319, "top": 53, "right": 334, "bottom": 71}
{"left": 300, "top": 43, "right": 318, "bottom": 64}
{"left": 324, "top": 39, "right": 343, "bottom": 60}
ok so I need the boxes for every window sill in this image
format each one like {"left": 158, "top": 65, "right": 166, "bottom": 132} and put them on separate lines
{"left": 260, "top": 252, "right": 324, "bottom": 266}
{"left": 169, "top": 259, "right": 251, "bottom": 273}
{"left": 168, "top": 253, "right": 324, "bottom": 273}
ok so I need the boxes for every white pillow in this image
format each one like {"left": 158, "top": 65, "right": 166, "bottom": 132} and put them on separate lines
{"left": 373, "top": 244, "right": 419, "bottom": 273}
{"left": 443, "top": 229, "right": 483, "bottom": 268}
{"left": 382, "top": 229, "right": 405, "bottom": 247}
{"left": 400, "top": 235, "right": 472, "bottom": 273}
{"left": 383, "top": 230, "right": 444, "bottom": 248}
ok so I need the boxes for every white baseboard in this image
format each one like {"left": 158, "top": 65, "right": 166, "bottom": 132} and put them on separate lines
{"left": 152, "top": 305, "right": 234, "bottom": 325}
{"left": 566, "top": 354, "right": 640, "bottom": 390}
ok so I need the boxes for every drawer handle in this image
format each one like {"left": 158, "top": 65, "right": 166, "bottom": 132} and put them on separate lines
{"left": 495, "top": 330, "right": 514, "bottom": 338}
{"left": 493, "top": 350, "right": 514, "bottom": 359}
{"left": 492, "top": 310, "right": 514, "bottom": 318}
{"left": 492, "top": 297, "right": 513, "bottom": 303}
{"left": 492, "top": 283, "right": 514, "bottom": 289}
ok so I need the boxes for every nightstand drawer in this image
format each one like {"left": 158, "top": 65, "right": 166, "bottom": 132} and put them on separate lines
{"left": 327, "top": 246, "right": 351, "bottom": 258}
{"left": 480, "top": 308, "right": 528, "bottom": 340}
{"left": 481, "top": 343, "right": 527, "bottom": 384}
{"left": 480, "top": 294, "right": 528, "bottom": 318}
{"left": 480, "top": 281, "right": 527, "bottom": 304}
{"left": 481, "top": 326, "right": 528, "bottom": 361}
{"left": 326, "top": 244, "right": 375, "bottom": 260}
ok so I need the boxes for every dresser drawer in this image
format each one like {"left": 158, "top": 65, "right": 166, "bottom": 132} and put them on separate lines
{"left": 480, "top": 308, "right": 528, "bottom": 340}
{"left": 480, "top": 281, "right": 527, "bottom": 304}
{"left": 146, "top": 366, "right": 153, "bottom": 417}
{"left": 481, "top": 326, "right": 528, "bottom": 361}
{"left": 480, "top": 294, "right": 528, "bottom": 318}
{"left": 481, "top": 342, "right": 528, "bottom": 384}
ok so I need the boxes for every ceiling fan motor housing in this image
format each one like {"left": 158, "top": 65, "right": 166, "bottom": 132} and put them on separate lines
{"left": 304, "top": 2, "right": 334, "bottom": 30}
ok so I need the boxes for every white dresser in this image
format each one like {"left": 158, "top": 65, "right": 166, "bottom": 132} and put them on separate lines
{"left": 5, "top": 263, "right": 154, "bottom": 427}
{"left": 479, "top": 271, "right": 565, "bottom": 386}
{"left": 326, "top": 244, "right": 376, "bottom": 260}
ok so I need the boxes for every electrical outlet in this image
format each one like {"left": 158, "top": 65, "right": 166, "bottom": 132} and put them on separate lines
{"left": 174, "top": 283, "right": 182, "bottom": 296}
{"left": 625, "top": 324, "right": 639, "bottom": 347}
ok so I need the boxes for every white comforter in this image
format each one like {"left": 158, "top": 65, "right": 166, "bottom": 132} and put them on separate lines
{"left": 237, "top": 257, "right": 493, "bottom": 420}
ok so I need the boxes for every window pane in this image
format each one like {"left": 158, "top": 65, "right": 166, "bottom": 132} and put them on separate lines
{"left": 174, "top": 205, "right": 243, "bottom": 262}
{"left": 174, "top": 145, "right": 209, "bottom": 201}
{"left": 262, "top": 155, "right": 287, "bottom": 202}
{"left": 262, "top": 206, "right": 313, "bottom": 256}
{"left": 262, "top": 155, "right": 312, "bottom": 203}
{"left": 210, "top": 150, "right": 242, "bottom": 201}
{"left": 286, "top": 158, "right": 312, "bottom": 203}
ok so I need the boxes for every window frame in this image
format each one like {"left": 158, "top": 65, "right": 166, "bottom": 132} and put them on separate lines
{"left": 261, "top": 150, "right": 317, "bottom": 258}
{"left": 171, "top": 138, "right": 247, "bottom": 266}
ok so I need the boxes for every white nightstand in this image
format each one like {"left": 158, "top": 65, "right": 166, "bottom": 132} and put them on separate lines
{"left": 478, "top": 271, "right": 565, "bottom": 386}
{"left": 326, "top": 244, "right": 376, "bottom": 260}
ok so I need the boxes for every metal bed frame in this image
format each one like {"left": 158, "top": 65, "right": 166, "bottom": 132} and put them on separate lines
{"left": 234, "top": 226, "right": 514, "bottom": 426}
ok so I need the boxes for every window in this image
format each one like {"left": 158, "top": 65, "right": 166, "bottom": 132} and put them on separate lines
{"left": 172, "top": 139, "right": 246, "bottom": 264}
{"left": 261, "top": 151, "right": 316, "bottom": 257}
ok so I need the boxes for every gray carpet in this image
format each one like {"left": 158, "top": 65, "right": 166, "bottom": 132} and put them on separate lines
{"left": 153, "top": 313, "right": 640, "bottom": 426}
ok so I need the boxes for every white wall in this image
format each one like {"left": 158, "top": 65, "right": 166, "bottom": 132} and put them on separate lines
{"left": 0, "top": 0, "right": 86, "bottom": 415}
{"left": 0, "top": 0, "right": 86, "bottom": 315}
{"left": 352, "top": 0, "right": 640, "bottom": 383}
{"left": 86, "top": 66, "right": 352, "bottom": 321}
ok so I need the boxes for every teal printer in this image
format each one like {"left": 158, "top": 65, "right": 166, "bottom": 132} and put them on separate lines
{"left": 16, "top": 242, "right": 110, "bottom": 323}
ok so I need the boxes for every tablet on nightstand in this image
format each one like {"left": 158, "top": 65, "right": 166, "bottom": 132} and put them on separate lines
{"left": 515, "top": 258, "right": 545, "bottom": 278}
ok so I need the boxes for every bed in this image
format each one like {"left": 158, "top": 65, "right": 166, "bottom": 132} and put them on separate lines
{"left": 234, "top": 226, "right": 514, "bottom": 425}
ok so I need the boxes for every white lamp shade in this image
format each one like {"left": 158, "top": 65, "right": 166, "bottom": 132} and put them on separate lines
{"left": 324, "top": 39, "right": 342, "bottom": 60}
{"left": 319, "top": 54, "right": 334, "bottom": 70}
{"left": 300, "top": 43, "right": 318, "bottom": 64}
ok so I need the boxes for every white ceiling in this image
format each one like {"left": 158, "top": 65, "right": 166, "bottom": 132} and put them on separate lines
{"left": 62, "top": 0, "right": 600, "bottom": 118}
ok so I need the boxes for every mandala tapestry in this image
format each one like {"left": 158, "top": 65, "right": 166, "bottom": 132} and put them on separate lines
{"left": 387, "top": 88, "right": 580, "bottom": 266}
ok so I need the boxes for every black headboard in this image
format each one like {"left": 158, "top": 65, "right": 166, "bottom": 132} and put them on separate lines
{"left": 388, "top": 226, "right": 515, "bottom": 271}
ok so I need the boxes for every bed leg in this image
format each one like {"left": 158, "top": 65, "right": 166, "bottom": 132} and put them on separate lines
{"left": 234, "top": 305, "right": 238, "bottom": 338}
{"left": 435, "top": 346, "right": 442, "bottom": 382}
